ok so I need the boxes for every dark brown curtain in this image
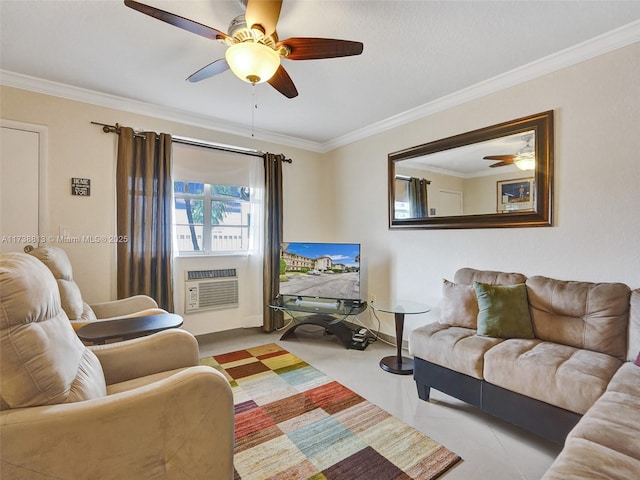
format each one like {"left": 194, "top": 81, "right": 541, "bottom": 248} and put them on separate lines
{"left": 409, "top": 177, "right": 430, "bottom": 218}
{"left": 262, "top": 153, "right": 285, "bottom": 332}
{"left": 116, "top": 127, "right": 174, "bottom": 311}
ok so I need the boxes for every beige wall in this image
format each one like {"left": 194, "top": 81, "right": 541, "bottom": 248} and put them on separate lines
{"left": 2, "top": 42, "right": 639, "bottom": 338}
{"left": 463, "top": 170, "right": 532, "bottom": 215}
{"left": 0, "top": 86, "right": 327, "bottom": 334}
{"left": 328, "top": 43, "right": 640, "bottom": 338}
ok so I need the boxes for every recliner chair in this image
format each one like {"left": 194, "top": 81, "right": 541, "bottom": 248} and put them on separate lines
{"left": 28, "top": 245, "right": 166, "bottom": 330}
{"left": 0, "top": 252, "right": 234, "bottom": 479}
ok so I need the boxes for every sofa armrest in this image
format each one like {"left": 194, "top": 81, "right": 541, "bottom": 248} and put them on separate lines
{"left": 89, "top": 295, "right": 161, "bottom": 319}
{"left": 0, "top": 366, "right": 234, "bottom": 480}
{"left": 89, "top": 329, "right": 200, "bottom": 385}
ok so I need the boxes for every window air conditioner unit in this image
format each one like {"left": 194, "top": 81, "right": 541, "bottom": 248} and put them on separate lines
{"left": 185, "top": 269, "right": 239, "bottom": 312}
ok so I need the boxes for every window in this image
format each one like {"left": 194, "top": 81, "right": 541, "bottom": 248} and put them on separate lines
{"left": 174, "top": 181, "right": 253, "bottom": 254}
{"left": 171, "top": 142, "right": 263, "bottom": 256}
{"left": 394, "top": 177, "right": 411, "bottom": 219}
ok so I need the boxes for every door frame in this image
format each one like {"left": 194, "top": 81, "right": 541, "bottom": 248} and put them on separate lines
{"left": 1, "top": 119, "right": 49, "bottom": 243}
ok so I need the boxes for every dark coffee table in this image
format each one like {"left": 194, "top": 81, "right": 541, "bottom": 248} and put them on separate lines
{"left": 77, "top": 313, "right": 183, "bottom": 344}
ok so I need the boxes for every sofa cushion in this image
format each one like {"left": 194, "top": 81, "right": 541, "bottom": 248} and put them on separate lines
{"left": 483, "top": 339, "right": 621, "bottom": 414}
{"left": 542, "top": 362, "right": 640, "bottom": 479}
{"left": 0, "top": 253, "right": 106, "bottom": 409}
{"left": 409, "top": 323, "right": 503, "bottom": 379}
{"left": 454, "top": 267, "right": 527, "bottom": 286}
{"left": 526, "top": 275, "right": 630, "bottom": 360}
{"left": 568, "top": 389, "right": 640, "bottom": 461}
{"left": 606, "top": 361, "right": 640, "bottom": 398}
{"left": 474, "top": 282, "right": 534, "bottom": 339}
{"left": 541, "top": 437, "right": 640, "bottom": 480}
{"left": 439, "top": 279, "right": 478, "bottom": 329}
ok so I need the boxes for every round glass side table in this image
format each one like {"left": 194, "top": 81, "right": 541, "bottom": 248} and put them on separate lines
{"left": 370, "top": 300, "right": 431, "bottom": 375}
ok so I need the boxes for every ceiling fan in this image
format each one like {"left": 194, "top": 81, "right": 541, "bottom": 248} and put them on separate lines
{"left": 124, "top": 0, "right": 364, "bottom": 98}
{"left": 483, "top": 134, "right": 535, "bottom": 170}
{"left": 482, "top": 153, "right": 517, "bottom": 168}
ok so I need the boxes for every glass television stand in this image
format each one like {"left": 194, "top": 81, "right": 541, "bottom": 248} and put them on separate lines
{"left": 269, "top": 296, "right": 368, "bottom": 349}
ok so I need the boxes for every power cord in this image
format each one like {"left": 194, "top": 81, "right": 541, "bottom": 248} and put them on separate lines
{"left": 275, "top": 313, "right": 294, "bottom": 331}
{"left": 351, "top": 308, "right": 408, "bottom": 350}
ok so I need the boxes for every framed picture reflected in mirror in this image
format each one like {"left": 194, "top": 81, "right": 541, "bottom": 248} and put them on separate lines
{"left": 497, "top": 178, "right": 535, "bottom": 213}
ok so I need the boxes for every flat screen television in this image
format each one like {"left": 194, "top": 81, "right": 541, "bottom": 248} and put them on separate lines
{"left": 279, "top": 242, "right": 361, "bottom": 302}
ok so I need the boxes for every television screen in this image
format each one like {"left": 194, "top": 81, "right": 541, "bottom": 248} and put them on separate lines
{"left": 279, "top": 242, "right": 361, "bottom": 301}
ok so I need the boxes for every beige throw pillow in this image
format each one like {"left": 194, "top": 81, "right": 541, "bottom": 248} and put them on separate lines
{"left": 439, "top": 279, "right": 479, "bottom": 329}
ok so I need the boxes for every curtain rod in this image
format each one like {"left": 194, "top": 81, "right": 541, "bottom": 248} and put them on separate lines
{"left": 91, "top": 121, "right": 292, "bottom": 163}
{"left": 396, "top": 174, "right": 431, "bottom": 184}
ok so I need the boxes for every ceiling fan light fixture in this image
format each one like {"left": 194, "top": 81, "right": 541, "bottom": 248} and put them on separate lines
{"left": 514, "top": 135, "right": 535, "bottom": 170}
{"left": 514, "top": 156, "right": 535, "bottom": 171}
{"left": 225, "top": 42, "right": 280, "bottom": 84}
{"left": 514, "top": 148, "right": 535, "bottom": 170}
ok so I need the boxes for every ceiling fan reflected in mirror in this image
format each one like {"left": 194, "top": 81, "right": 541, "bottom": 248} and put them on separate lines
{"left": 124, "top": 0, "right": 364, "bottom": 98}
{"left": 483, "top": 134, "right": 535, "bottom": 170}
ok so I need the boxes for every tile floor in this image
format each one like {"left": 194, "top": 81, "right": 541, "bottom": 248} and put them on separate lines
{"left": 197, "top": 326, "right": 562, "bottom": 480}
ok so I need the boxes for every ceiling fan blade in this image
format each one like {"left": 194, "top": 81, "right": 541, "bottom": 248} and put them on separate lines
{"left": 483, "top": 155, "right": 515, "bottom": 161}
{"left": 245, "top": 0, "right": 282, "bottom": 37}
{"left": 124, "top": 0, "right": 228, "bottom": 41}
{"left": 267, "top": 65, "right": 298, "bottom": 98}
{"left": 278, "top": 37, "right": 364, "bottom": 60}
{"left": 489, "top": 161, "right": 512, "bottom": 168}
{"left": 186, "top": 59, "right": 230, "bottom": 83}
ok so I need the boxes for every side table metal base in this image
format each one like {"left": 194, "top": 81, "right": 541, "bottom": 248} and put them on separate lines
{"left": 379, "top": 355, "right": 413, "bottom": 375}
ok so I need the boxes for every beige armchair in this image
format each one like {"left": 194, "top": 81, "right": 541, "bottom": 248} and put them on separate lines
{"left": 28, "top": 246, "right": 166, "bottom": 330}
{"left": 0, "top": 253, "right": 234, "bottom": 479}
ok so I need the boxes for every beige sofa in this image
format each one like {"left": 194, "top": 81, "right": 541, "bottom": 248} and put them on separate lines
{"left": 409, "top": 268, "right": 640, "bottom": 479}
{"left": 0, "top": 252, "right": 235, "bottom": 479}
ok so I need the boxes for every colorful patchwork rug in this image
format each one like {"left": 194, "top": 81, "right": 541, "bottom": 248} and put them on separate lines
{"left": 201, "top": 343, "right": 461, "bottom": 480}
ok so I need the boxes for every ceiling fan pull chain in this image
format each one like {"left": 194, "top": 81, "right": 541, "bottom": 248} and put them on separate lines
{"left": 251, "top": 83, "right": 258, "bottom": 138}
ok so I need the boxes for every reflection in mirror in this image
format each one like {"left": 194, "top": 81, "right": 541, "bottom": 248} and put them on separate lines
{"left": 388, "top": 111, "right": 553, "bottom": 229}
{"left": 395, "top": 130, "right": 536, "bottom": 218}
{"left": 394, "top": 176, "right": 431, "bottom": 219}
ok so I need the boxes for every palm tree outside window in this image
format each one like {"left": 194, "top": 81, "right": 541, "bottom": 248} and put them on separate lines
{"left": 173, "top": 181, "right": 252, "bottom": 254}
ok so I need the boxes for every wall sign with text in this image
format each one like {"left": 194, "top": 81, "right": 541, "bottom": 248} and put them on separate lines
{"left": 71, "top": 178, "right": 91, "bottom": 196}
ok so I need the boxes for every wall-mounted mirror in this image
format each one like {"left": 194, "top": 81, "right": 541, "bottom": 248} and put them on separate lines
{"left": 388, "top": 110, "right": 554, "bottom": 229}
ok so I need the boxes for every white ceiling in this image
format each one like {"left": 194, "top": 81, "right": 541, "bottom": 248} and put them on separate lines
{"left": 1, "top": 1, "right": 640, "bottom": 152}
{"left": 401, "top": 131, "right": 533, "bottom": 178}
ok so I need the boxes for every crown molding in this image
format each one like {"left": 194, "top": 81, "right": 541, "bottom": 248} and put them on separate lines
{"left": 0, "top": 70, "right": 325, "bottom": 153}
{"left": 321, "top": 19, "right": 640, "bottom": 153}
{"left": 2, "top": 20, "right": 638, "bottom": 155}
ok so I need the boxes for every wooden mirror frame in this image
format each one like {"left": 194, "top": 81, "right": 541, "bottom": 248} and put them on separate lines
{"left": 388, "top": 110, "right": 554, "bottom": 229}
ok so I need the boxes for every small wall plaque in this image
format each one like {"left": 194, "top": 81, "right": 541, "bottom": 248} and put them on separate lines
{"left": 71, "top": 177, "right": 91, "bottom": 196}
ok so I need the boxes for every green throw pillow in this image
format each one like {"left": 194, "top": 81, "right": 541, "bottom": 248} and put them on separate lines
{"left": 474, "top": 281, "right": 534, "bottom": 339}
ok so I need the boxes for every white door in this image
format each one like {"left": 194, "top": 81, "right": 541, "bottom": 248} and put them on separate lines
{"left": 0, "top": 120, "right": 47, "bottom": 253}
{"left": 437, "top": 189, "right": 463, "bottom": 217}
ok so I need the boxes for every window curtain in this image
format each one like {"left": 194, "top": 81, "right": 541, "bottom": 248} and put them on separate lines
{"left": 245, "top": 154, "right": 266, "bottom": 328}
{"left": 409, "top": 177, "right": 430, "bottom": 218}
{"left": 116, "top": 126, "right": 174, "bottom": 311}
{"left": 262, "top": 153, "right": 285, "bottom": 332}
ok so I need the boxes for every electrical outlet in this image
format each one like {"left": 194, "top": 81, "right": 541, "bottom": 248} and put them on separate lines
{"left": 370, "top": 294, "right": 376, "bottom": 303}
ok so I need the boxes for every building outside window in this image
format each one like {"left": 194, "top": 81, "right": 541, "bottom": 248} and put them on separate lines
{"left": 173, "top": 181, "right": 252, "bottom": 254}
